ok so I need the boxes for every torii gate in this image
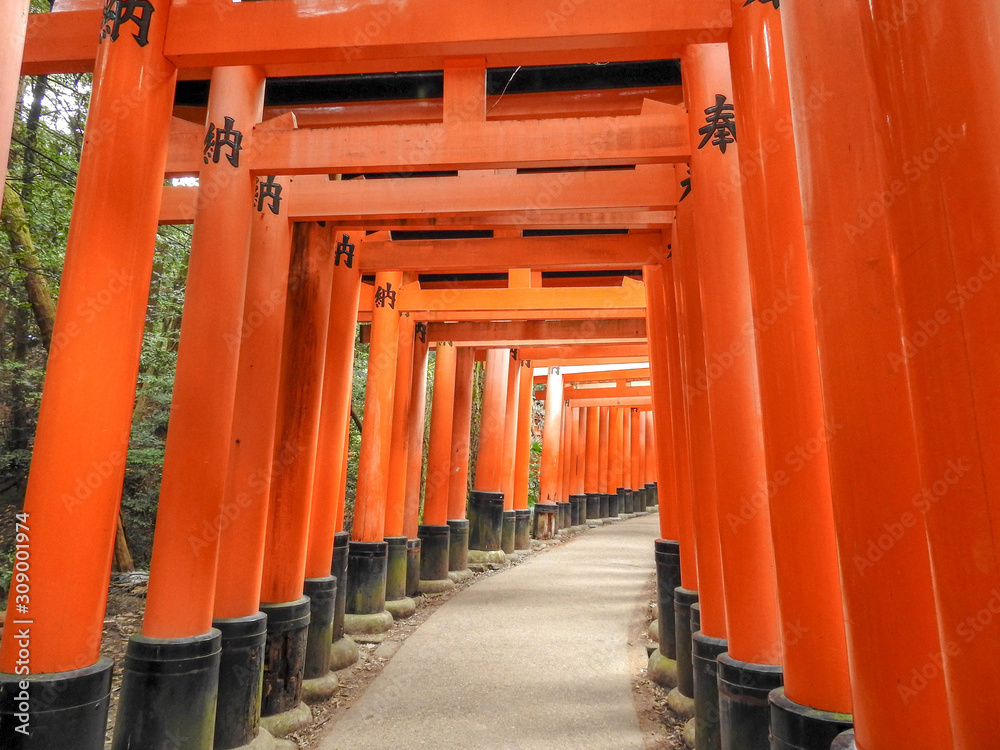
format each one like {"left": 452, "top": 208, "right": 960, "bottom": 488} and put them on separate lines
{"left": 2, "top": 0, "right": 995, "bottom": 749}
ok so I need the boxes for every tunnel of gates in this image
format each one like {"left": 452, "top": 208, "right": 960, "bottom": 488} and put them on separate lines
{"left": 0, "top": 0, "right": 997, "bottom": 749}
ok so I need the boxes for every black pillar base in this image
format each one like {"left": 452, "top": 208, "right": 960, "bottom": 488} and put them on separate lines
{"left": 585, "top": 492, "right": 602, "bottom": 520}
{"left": 418, "top": 525, "right": 451, "bottom": 582}
{"left": 557, "top": 502, "right": 572, "bottom": 530}
{"left": 768, "top": 688, "right": 853, "bottom": 750}
{"left": 609, "top": 491, "right": 620, "bottom": 518}
{"left": 385, "top": 536, "right": 409, "bottom": 602}
{"left": 447, "top": 519, "right": 470, "bottom": 571}
{"left": 501, "top": 510, "right": 517, "bottom": 553}
{"left": 514, "top": 509, "right": 531, "bottom": 549}
{"left": 718, "top": 653, "right": 783, "bottom": 750}
{"left": 692, "top": 602, "right": 702, "bottom": 633}
{"left": 469, "top": 490, "right": 505, "bottom": 550}
{"left": 655, "top": 539, "right": 681, "bottom": 660}
{"left": 599, "top": 493, "right": 610, "bottom": 518}
{"left": 831, "top": 730, "right": 855, "bottom": 750}
{"left": 303, "top": 578, "right": 337, "bottom": 680}
{"left": 693, "top": 630, "right": 728, "bottom": 750}
{"left": 111, "top": 631, "right": 221, "bottom": 750}
{"left": 213, "top": 613, "right": 267, "bottom": 749}
{"left": 532, "top": 503, "right": 558, "bottom": 539}
{"left": 331, "top": 531, "right": 350, "bottom": 644}
{"left": 346, "top": 541, "right": 388, "bottom": 615}
{"left": 1, "top": 657, "right": 112, "bottom": 750}
{"left": 646, "top": 482, "right": 657, "bottom": 507}
{"left": 260, "top": 598, "right": 310, "bottom": 717}
{"left": 623, "top": 488, "right": 634, "bottom": 514}
{"left": 569, "top": 494, "right": 585, "bottom": 526}
{"left": 634, "top": 488, "right": 646, "bottom": 511}
{"left": 406, "top": 539, "right": 422, "bottom": 597}
{"left": 674, "top": 587, "right": 699, "bottom": 698}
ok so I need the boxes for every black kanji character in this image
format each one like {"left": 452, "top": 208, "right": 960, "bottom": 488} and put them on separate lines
{"left": 203, "top": 117, "right": 243, "bottom": 167}
{"left": 698, "top": 94, "right": 737, "bottom": 154}
{"left": 416, "top": 323, "right": 427, "bottom": 344}
{"left": 101, "top": 0, "right": 155, "bottom": 47}
{"left": 334, "top": 234, "right": 356, "bottom": 269}
{"left": 680, "top": 166, "right": 691, "bottom": 202}
{"left": 744, "top": 0, "right": 779, "bottom": 8}
{"left": 375, "top": 283, "right": 397, "bottom": 310}
{"left": 255, "top": 176, "right": 282, "bottom": 215}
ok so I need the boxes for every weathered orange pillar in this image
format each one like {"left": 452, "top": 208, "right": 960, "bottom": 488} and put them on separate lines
{"left": 0, "top": 0, "right": 29, "bottom": 181}
{"left": 565, "top": 404, "right": 582, "bottom": 526}
{"left": 469, "top": 348, "right": 509, "bottom": 559}
{"left": 403, "top": 324, "right": 430, "bottom": 539}
{"left": 726, "top": 1, "right": 854, "bottom": 744}
{"left": 636, "top": 409, "right": 647, "bottom": 510}
{"left": 308, "top": 232, "right": 362, "bottom": 673}
{"left": 346, "top": 270, "right": 403, "bottom": 635}
{"left": 385, "top": 312, "right": 417, "bottom": 538}
{"left": 583, "top": 406, "right": 602, "bottom": 523}
{"left": 683, "top": 50, "right": 783, "bottom": 747}
{"left": 781, "top": 3, "right": 957, "bottom": 748}
{"left": 114, "top": 65, "right": 265, "bottom": 750}
{"left": 499, "top": 352, "right": 521, "bottom": 553}
{"left": 535, "top": 367, "right": 563, "bottom": 538}
{"left": 644, "top": 412, "right": 657, "bottom": 492}
{"left": 211, "top": 180, "right": 292, "bottom": 749}
{"left": 597, "top": 406, "right": 611, "bottom": 519}
{"left": 608, "top": 407, "right": 624, "bottom": 518}
{"left": 419, "top": 342, "right": 457, "bottom": 591}
{"left": 852, "top": 3, "right": 1000, "bottom": 747}
{"left": 0, "top": 2, "right": 177, "bottom": 742}
{"left": 513, "top": 360, "right": 534, "bottom": 548}
{"left": 621, "top": 406, "right": 632, "bottom": 513}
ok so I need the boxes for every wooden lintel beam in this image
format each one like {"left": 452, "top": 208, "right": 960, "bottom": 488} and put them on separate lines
{"left": 399, "top": 279, "right": 645, "bottom": 315}
{"left": 426, "top": 318, "right": 646, "bottom": 346}
{"left": 536, "top": 384, "right": 652, "bottom": 400}
{"left": 569, "top": 396, "right": 652, "bottom": 408}
{"left": 531, "top": 366, "right": 651, "bottom": 386}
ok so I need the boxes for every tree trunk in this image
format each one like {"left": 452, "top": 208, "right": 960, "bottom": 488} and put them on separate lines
{"left": 112, "top": 512, "right": 135, "bottom": 573}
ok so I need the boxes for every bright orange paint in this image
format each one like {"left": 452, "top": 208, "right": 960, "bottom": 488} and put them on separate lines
{"left": 571, "top": 407, "right": 584, "bottom": 496}
{"left": 305, "top": 248, "right": 362, "bottom": 577}
{"left": 353, "top": 271, "right": 404, "bottom": 543}
{"left": 448, "top": 347, "right": 476, "bottom": 520}
{"left": 474, "top": 349, "right": 511, "bottom": 493}
{"left": 597, "top": 407, "right": 610, "bottom": 496}
{"left": 423, "top": 343, "right": 457, "bottom": 526}
{"left": 0, "top": 0, "right": 30, "bottom": 181}
{"left": 513, "top": 360, "right": 533, "bottom": 511}
{"left": 781, "top": 4, "right": 953, "bottom": 745}
{"left": 402, "top": 329, "right": 430, "bottom": 539}
{"left": 143, "top": 66, "right": 266, "bottom": 638}
{"left": 629, "top": 407, "right": 642, "bottom": 491}
{"left": 213, "top": 182, "right": 292, "bottom": 620}
{"left": 539, "top": 368, "right": 564, "bottom": 503}
{"left": 500, "top": 354, "right": 521, "bottom": 511}
{"left": 584, "top": 406, "right": 600, "bottom": 494}
{"left": 384, "top": 313, "right": 417, "bottom": 538}
{"left": 257, "top": 223, "right": 335, "bottom": 606}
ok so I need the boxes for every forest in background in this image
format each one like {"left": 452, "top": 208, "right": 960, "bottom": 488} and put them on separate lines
{"left": 0, "top": 57, "right": 545, "bottom": 600}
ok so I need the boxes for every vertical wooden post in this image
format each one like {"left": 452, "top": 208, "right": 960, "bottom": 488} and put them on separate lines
{"left": 780, "top": 2, "right": 957, "bottom": 746}
{"left": 0, "top": 0, "right": 30, "bottom": 181}
{"left": 536, "top": 367, "right": 563, "bottom": 538}
{"left": 598, "top": 406, "right": 610, "bottom": 517}
{"left": 448, "top": 347, "right": 476, "bottom": 521}
{"left": 513, "top": 359, "right": 533, "bottom": 511}
{"left": 385, "top": 312, "right": 417, "bottom": 538}
{"left": 500, "top": 352, "right": 521, "bottom": 511}
{"left": 402, "top": 326, "right": 430, "bottom": 540}
{"left": 423, "top": 344, "right": 457, "bottom": 526}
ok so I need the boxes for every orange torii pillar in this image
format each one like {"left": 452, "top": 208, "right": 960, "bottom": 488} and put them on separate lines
{"left": 621, "top": 406, "right": 633, "bottom": 514}
{"left": 629, "top": 407, "right": 646, "bottom": 514}
{"left": 447, "top": 347, "right": 476, "bottom": 580}
{"left": 727, "top": 2, "right": 855, "bottom": 746}
{"left": 608, "top": 407, "right": 625, "bottom": 518}
{"left": 512, "top": 359, "right": 534, "bottom": 549}
{"left": 597, "top": 406, "right": 613, "bottom": 519}
{"left": 683, "top": 43, "right": 784, "bottom": 750}
{"left": 112, "top": 66, "right": 264, "bottom": 750}
{"left": 499, "top": 351, "right": 521, "bottom": 555}
{"left": 644, "top": 263, "right": 684, "bottom": 677}
{"left": 782, "top": 4, "right": 957, "bottom": 748}
{"left": 346, "top": 271, "right": 403, "bottom": 642}
{"left": 418, "top": 342, "right": 457, "bottom": 593}
{"left": 383, "top": 308, "right": 418, "bottom": 620}
{"left": 535, "top": 368, "right": 563, "bottom": 538}
{"left": 469, "top": 348, "right": 511, "bottom": 564}
{"left": 0, "top": 0, "right": 29, "bottom": 181}
{"left": 583, "top": 406, "right": 603, "bottom": 524}
{"left": 253, "top": 222, "right": 336, "bottom": 730}
{"left": 564, "top": 403, "right": 582, "bottom": 528}
{"left": 644, "top": 411, "right": 658, "bottom": 507}
{"left": 555, "top": 398, "right": 574, "bottom": 531}
{"left": 853, "top": 2, "right": 1000, "bottom": 747}
{"left": 402, "top": 324, "right": 430, "bottom": 599}
{"left": 0, "top": 7, "right": 176, "bottom": 743}
{"left": 636, "top": 409, "right": 649, "bottom": 512}
{"left": 210, "top": 180, "right": 292, "bottom": 750}
{"left": 307, "top": 233, "right": 362, "bottom": 674}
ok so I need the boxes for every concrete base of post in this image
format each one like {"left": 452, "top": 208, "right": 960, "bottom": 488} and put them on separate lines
{"left": 384, "top": 536, "right": 409, "bottom": 604}
{"left": 669, "top": 688, "right": 696, "bottom": 720}
{"left": 447, "top": 569, "right": 473, "bottom": 583}
{"left": 213, "top": 613, "right": 267, "bottom": 750}
{"left": 683, "top": 718, "right": 697, "bottom": 749}
{"left": 467, "top": 548, "right": 507, "bottom": 568}
{"left": 674, "top": 587, "right": 699, "bottom": 699}
{"left": 260, "top": 598, "right": 310, "bottom": 719}
{"left": 831, "top": 730, "right": 855, "bottom": 750}
{"left": 343, "top": 611, "right": 394, "bottom": 643}
{"left": 345, "top": 541, "right": 389, "bottom": 642}
{"left": 514, "top": 508, "right": 531, "bottom": 550}
{"left": 532, "top": 503, "right": 558, "bottom": 539}
{"left": 647, "top": 648, "right": 679, "bottom": 689}
{"left": 718, "top": 653, "right": 783, "bottom": 750}
{"left": 384, "top": 596, "right": 417, "bottom": 620}
{"left": 303, "top": 577, "right": 337, "bottom": 682}
{"left": 768, "top": 688, "right": 853, "bottom": 750}
{"left": 328, "top": 636, "right": 360, "bottom": 672}
{"left": 648, "top": 618, "right": 659, "bottom": 642}
{"left": 229, "top": 727, "right": 278, "bottom": 750}
{"left": 259, "top": 701, "right": 311, "bottom": 739}
{"left": 111, "top": 633, "right": 221, "bottom": 750}
{"left": 468, "top": 490, "right": 504, "bottom": 553}
{"left": 655, "top": 540, "right": 681, "bottom": 660}
{"left": 447, "top": 519, "right": 472, "bottom": 579}
{"left": 692, "top": 631, "right": 728, "bottom": 750}
{"left": 406, "top": 538, "right": 422, "bottom": 597}
{"left": 0, "top": 657, "right": 113, "bottom": 750}
{"left": 501, "top": 509, "right": 516, "bottom": 553}
{"left": 300, "top": 671, "right": 339, "bottom": 704}
{"left": 421, "top": 577, "right": 457, "bottom": 594}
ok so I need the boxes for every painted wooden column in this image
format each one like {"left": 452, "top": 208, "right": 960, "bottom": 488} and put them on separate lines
{"left": 0, "top": 0, "right": 30, "bottom": 181}
{"left": 385, "top": 312, "right": 417, "bottom": 538}
{"left": 448, "top": 346, "right": 476, "bottom": 521}
{"left": 402, "top": 324, "right": 430, "bottom": 539}
{"left": 418, "top": 342, "right": 458, "bottom": 592}
{"left": 513, "top": 359, "right": 534, "bottom": 548}
{"left": 468, "top": 348, "right": 509, "bottom": 559}
{"left": 636, "top": 408, "right": 647, "bottom": 510}
{"left": 583, "top": 406, "right": 601, "bottom": 522}
{"left": 0, "top": 1, "right": 177, "bottom": 742}
{"left": 621, "top": 406, "right": 632, "bottom": 513}
{"left": 606, "top": 407, "right": 622, "bottom": 518}
{"left": 597, "top": 406, "right": 611, "bottom": 519}
{"left": 565, "top": 404, "right": 582, "bottom": 526}
{"left": 536, "top": 367, "right": 563, "bottom": 538}
{"left": 499, "top": 352, "right": 521, "bottom": 553}
{"left": 725, "top": 1, "right": 855, "bottom": 744}
{"left": 210, "top": 179, "right": 292, "bottom": 750}
{"left": 781, "top": 2, "right": 960, "bottom": 748}
{"left": 682, "top": 48, "right": 783, "bottom": 750}
{"left": 851, "top": 2, "right": 1000, "bottom": 746}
